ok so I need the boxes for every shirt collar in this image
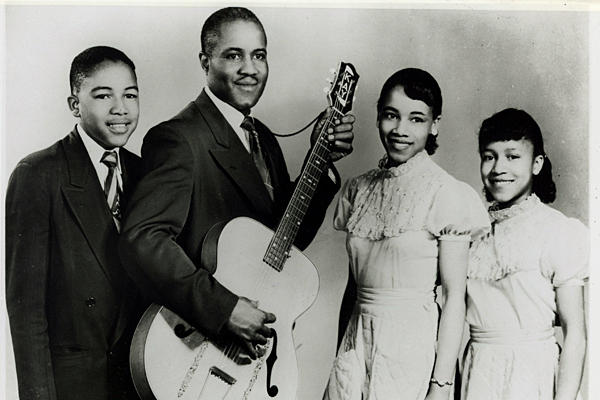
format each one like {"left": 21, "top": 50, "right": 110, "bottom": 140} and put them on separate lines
{"left": 205, "top": 86, "right": 248, "bottom": 131}
{"left": 77, "top": 124, "right": 121, "bottom": 171}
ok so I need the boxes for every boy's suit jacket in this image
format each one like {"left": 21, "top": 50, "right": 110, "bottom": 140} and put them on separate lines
{"left": 5, "top": 128, "right": 145, "bottom": 400}
{"left": 119, "top": 89, "right": 338, "bottom": 338}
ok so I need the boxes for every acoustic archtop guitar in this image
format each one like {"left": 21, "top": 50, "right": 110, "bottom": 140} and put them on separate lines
{"left": 129, "top": 62, "right": 359, "bottom": 400}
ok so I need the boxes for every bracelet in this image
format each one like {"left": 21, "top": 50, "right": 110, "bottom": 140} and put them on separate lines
{"left": 430, "top": 378, "right": 453, "bottom": 387}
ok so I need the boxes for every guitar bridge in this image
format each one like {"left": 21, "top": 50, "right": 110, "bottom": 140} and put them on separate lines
{"left": 209, "top": 366, "right": 236, "bottom": 385}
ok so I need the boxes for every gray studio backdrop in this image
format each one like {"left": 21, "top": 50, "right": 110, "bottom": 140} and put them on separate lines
{"left": 3, "top": 5, "right": 589, "bottom": 400}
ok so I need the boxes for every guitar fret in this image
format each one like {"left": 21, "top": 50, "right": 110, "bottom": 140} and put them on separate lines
{"left": 306, "top": 159, "right": 327, "bottom": 172}
{"left": 288, "top": 203, "right": 305, "bottom": 215}
{"left": 290, "top": 201, "right": 309, "bottom": 211}
{"left": 297, "top": 187, "right": 311, "bottom": 198}
{"left": 302, "top": 174, "right": 317, "bottom": 186}
{"left": 314, "top": 149, "right": 330, "bottom": 161}
{"left": 263, "top": 62, "right": 358, "bottom": 271}
{"left": 296, "top": 193, "right": 309, "bottom": 204}
{"left": 313, "top": 153, "right": 327, "bottom": 163}
{"left": 287, "top": 207, "right": 307, "bottom": 219}
{"left": 297, "top": 186, "right": 316, "bottom": 198}
{"left": 302, "top": 172, "right": 321, "bottom": 184}
{"left": 276, "top": 222, "right": 299, "bottom": 237}
{"left": 267, "top": 244, "right": 288, "bottom": 259}
{"left": 310, "top": 151, "right": 328, "bottom": 162}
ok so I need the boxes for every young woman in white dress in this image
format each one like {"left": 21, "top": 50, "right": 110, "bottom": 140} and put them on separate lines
{"left": 462, "top": 108, "right": 588, "bottom": 400}
{"left": 324, "top": 68, "right": 489, "bottom": 400}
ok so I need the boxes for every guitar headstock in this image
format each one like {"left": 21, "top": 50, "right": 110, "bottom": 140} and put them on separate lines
{"left": 326, "top": 62, "right": 359, "bottom": 115}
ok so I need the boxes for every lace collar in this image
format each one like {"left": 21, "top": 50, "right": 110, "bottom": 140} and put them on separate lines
{"left": 488, "top": 194, "right": 541, "bottom": 223}
{"left": 344, "top": 153, "right": 448, "bottom": 239}
{"left": 378, "top": 150, "right": 429, "bottom": 178}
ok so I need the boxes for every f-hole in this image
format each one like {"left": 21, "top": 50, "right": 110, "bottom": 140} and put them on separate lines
{"left": 174, "top": 323, "right": 195, "bottom": 338}
{"left": 266, "top": 330, "right": 279, "bottom": 397}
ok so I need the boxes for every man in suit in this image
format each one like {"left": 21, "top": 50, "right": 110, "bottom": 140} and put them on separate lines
{"left": 119, "top": 7, "right": 354, "bottom": 359}
{"left": 5, "top": 46, "right": 145, "bottom": 400}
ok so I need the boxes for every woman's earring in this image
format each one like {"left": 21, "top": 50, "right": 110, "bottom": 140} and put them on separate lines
{"left": 430, "top": 127, "right": 439, "bottom": 137}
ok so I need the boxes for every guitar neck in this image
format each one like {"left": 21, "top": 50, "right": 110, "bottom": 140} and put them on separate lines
{"left": 263, "top": 109, "right": 343, "bottom": 271}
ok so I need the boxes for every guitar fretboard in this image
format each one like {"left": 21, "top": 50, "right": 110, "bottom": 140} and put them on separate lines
{"left": 263, "top": 109, "right": 343, "bottom": 271}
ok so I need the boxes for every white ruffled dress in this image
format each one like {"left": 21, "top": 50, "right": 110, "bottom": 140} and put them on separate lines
{"left": 324, "top": 151, "right": 489, "bottom": 400}
{"left": 462, "top": 194, "right": 589, "bottom": 400}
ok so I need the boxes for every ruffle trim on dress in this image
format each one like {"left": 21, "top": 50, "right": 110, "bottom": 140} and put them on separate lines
{"left": 488, "top": 194, "right": 541, "bottom": 223}
{"left": 467, "top": 238, "right": 530, "bottom": 280}
{"left": 377, "top": 150, "right": 429, "bottom": 177}
{"left": 438, "top": 225, "right": 473, "bottom": 240}
{"left": 345, "top": 152, "right": 446, "bottom": 240}
{"left": 468, "top": 233, "right": 541, "bottom": 281}
{"left": 468, "top": 195, "right": 544, "bottom": 281}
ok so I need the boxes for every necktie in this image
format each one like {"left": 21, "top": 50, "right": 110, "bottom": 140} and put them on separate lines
{"left": 101, "top": 151, "right": 122, "bottom": 230}
{"left": 241, "top": 117, "right": 274, "bottom": 200}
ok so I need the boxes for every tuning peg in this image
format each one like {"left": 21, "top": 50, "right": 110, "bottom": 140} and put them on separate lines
{"left": 326, "top": 77, "right": 333, "bottom": 84}
{"left": 329, "top": 67, "right": 336, "bottom": 75}
{"left": 323, "top": 87, "right": 330, "bottom": 93}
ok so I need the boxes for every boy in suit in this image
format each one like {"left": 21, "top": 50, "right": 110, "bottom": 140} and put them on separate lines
{"left": 119, "top": 7, "right": 354, "bottom": 360}
{"left": 6, "top": 46, "right": 144, "bottom": 400}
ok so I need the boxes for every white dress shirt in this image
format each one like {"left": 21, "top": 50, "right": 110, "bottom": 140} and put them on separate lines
{"left": 205, "top": 86, "right": 251, "bottom": 152}
{"left": 204, "top": 86, "right": 337, "bottom": 184}
{"left": 77, "top": 124, "right": 123, "bottom": 192}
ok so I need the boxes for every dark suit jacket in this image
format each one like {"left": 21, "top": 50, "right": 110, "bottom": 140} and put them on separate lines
{"left": 119, "top": 90, "right": 339, "bottom": 337}
{"left": 5, "top": 128, "right": 145, "bottom": 400}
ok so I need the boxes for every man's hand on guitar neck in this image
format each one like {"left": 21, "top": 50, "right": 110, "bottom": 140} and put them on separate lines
{"left": 226, "top": 297, "right": 276, "bottom": 359}
{"left": 310, "top": 107, "right": 355, "bottom": 162}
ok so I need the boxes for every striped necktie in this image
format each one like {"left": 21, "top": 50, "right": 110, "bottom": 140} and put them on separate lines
{"left": 101, "top": 151, "right": 122, "bottom": 231}
{"left": 241, "top": 116, "right": 274, "bottom": 200}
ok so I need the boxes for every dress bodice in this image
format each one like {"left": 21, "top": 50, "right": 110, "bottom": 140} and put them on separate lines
{"left": 335, "top": 152, "right": 490, "bottom": 290}
{"left": 466, "top": 195, "right": 589, "bottom": 329}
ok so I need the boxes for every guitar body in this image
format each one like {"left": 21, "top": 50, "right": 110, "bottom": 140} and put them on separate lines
{"left": 130, "top": 61, "right": 358, "bottom": 400}
{"left": 130, "top": 217, "right": 319, "bottom": 400}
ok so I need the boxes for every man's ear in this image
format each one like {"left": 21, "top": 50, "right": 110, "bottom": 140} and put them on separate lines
{"left": 67, "top": 95, "right": 80, "bottom": 118}
{"left": 199, "top": 52, "right": 209, "bottom": 73}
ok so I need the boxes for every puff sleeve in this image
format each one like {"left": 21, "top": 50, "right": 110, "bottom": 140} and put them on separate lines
{"left": 333, "top": 178, "right": 355, "bottom": 231}
{"left": 426, "top": 179, "right": 490, "bottom": 241}
{"left": 543, "top": 217, "right": 589, "bottom": 287}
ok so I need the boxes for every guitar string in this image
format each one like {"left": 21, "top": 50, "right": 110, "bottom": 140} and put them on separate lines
{"left": 242, "top": 107, "right": 341, "bottom": 373}
{"left": 215, "top": 83, "right": 348, "bottom": 379}
{"left": 265, "top": 113, "right": 335, "bottom": 269}
{"left": 217, "top": 107, "right": 341, "bottom": 367}
{"left": 269, "top": 104, "right": 343, "bottom": 271}
{"left": 257, "top": 97, "right": 344, "bottom": 332}
{"left": 266, "top": 100, "right": 343, "bottom": 269}
{"left": 256, "top": 91, "right": 343, "bottom": 285}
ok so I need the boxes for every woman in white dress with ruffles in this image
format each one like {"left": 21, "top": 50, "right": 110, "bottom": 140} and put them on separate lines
{"left": 324, "top": 68, "right": 489, "bottom": 400}
{"left": 462, "top": 108, "right": 588, "bottom": 400}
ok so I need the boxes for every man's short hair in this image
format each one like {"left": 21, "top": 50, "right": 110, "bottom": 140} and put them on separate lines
{"left": 70, "top": 46, "right": 136, "bottom": 94}
{"left": 201, "top": 7, "right": 266, "bottom": 56}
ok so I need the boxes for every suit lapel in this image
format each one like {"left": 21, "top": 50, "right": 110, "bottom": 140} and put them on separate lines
{"left": 60, "top": 129, "right": 122, "bottom": 288}
{"left": 194, "top": 91, "right": 274, "bottom": 215}
{"left": 120, "top": 149, "right": 131, "bottom": 193}
{"left": 108, "top": 147, "right": 143, "bottom": 346}
{"left": 253, "top": 120, "right": 288, "bottom": 206}
{"left": 118, "top": 148, "right": 139, "bottom": 211}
